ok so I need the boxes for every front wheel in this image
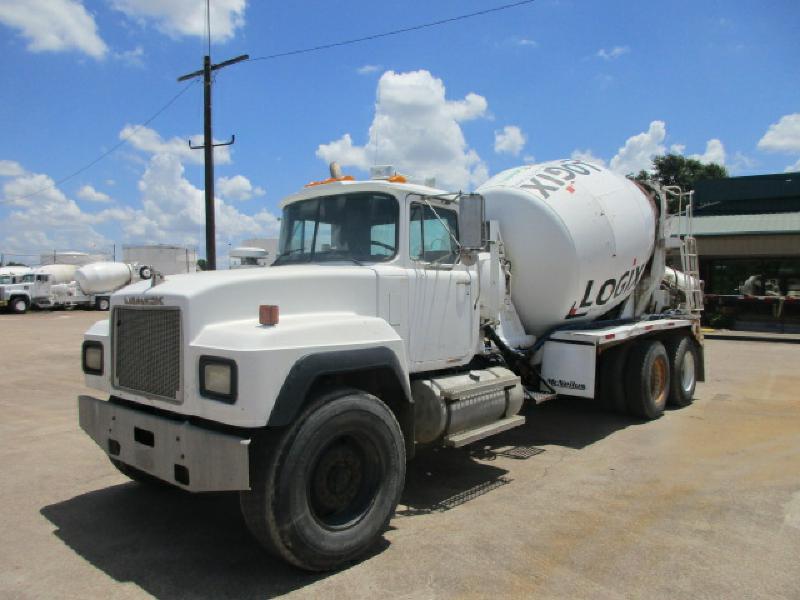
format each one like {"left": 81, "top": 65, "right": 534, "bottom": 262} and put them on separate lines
{"left": 10, "top": 297, "right": 28, "bottom": 314}
{"left": 96, "top": 297, "right": 110, "bottom": 311}
{"left": 240, "top": 390, "right": 406, "bottom": 571}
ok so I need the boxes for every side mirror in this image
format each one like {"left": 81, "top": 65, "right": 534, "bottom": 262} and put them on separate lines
{"left": 458, "top": 193, "right": 485, "bottom": 250}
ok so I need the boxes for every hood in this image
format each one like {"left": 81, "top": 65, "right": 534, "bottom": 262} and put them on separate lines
{"left": 112, "top": 264, "right": 379, "bottom": 338}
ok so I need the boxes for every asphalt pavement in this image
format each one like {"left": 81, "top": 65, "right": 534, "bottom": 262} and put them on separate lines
{"left": 1, "top": 310, "right": 798, "bottom": 599}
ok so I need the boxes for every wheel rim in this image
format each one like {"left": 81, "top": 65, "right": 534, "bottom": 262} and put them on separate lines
{"left": 681, "top": 351, "right": 696, "bottom": 394}
{"left": 308, "top": 434, "right": 381, "bottom": 530}
{"left": 650, "top": 356, "right": 668, "bottom": 409}
{"left": 14, "top": 300, "right": 25, "bottom": 312}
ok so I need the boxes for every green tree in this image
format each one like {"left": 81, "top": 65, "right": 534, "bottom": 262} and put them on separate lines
{"left": 635, "top": 153, "right": 728, "bottom": 191}
{"left": 635, "top": 153, "right": 727, "bottom": 213}
{"left": 197, "top": 258, "right": 208, "bottom": 271}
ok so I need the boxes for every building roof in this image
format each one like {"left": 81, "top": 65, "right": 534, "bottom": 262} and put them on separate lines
{"left": 678, "top": 211, "right": 800, "bottom": 236}
{"left": 693, "top": 172, "right": 800, "bottom": 215}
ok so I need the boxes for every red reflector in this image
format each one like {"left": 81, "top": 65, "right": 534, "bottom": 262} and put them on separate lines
{"left": 604, "top": 333, "right": 615, "bottom": 340}
{"left": 259, "top": 305, "right": 279, "bottom": 326}
{"left": 644, "top": 325, "right": 654, "bottom": 330}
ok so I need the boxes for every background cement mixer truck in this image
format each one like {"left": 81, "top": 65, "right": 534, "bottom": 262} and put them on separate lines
{"left": 77, "top": 158, "right": 704, "bottom": 570}
{"left": 1, "top": 262, "right": 146, "bottom": 313}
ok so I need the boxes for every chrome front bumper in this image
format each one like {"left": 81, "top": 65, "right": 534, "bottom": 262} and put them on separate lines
{"left": 78, "top": 395, "right": 251, "bottom": 492}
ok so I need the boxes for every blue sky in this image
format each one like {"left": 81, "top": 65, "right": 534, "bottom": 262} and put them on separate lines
{"left": 0, "top": 0, "right": 798, "bottom": 261}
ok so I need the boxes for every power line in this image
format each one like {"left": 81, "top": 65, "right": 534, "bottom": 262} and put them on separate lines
{"left": 0, "top": 79, "right": 198, "bottom": 205}
{"left": 247, "top": 0, "right": 537, "bottom": 62}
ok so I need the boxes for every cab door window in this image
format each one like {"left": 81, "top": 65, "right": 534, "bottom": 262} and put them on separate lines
{"left": 409, "top": 203, "right": 459, "bottom": 264}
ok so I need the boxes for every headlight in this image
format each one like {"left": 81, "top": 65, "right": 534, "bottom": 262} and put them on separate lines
{"left": 82, "top": 341, "right": 104, "bottom": 375}
{"left": 199, "top": 356, "right": 237, "bottom": 403}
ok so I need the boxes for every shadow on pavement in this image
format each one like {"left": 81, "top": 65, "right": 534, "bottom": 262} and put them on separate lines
{"left": 41, "top": 396, "right": 637, "bottom": 598}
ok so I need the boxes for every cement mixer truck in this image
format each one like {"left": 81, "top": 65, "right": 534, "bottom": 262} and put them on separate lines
{"left": 1, "top": 262, "right": 145, "bottom": 313}
{"left": 77, "top": 159, "right": 704, "bottom": 571}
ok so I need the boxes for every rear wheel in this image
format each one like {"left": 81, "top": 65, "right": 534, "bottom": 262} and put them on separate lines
{"left": 96, "top": 297, "right": 110, "bottom": 311}
{"left": 625, "top": 340, "right": 670, "bottom": 420}
{"left": 240, "top": 390, "right": 405, "bottom": 571}
{"left": 10, "top": 297, "right": 28, "bottom": 314}
{"left": 665, "top": 335, "right": 698, "bottom": 407}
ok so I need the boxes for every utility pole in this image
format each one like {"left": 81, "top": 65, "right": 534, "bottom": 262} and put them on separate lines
{"left": 177, "top": 53, "right": 248, "bottom": 270}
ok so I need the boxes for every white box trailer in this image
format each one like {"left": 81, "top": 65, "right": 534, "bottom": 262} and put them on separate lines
{"left": 77, "top": 159, "right": 704, "bottom": 570}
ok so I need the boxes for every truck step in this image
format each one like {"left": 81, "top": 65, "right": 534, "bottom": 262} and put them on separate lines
{"left": 527, "top": 391, "right": 557, "bottom": 404}
{"left": 444, "top": 415, "right": 526, "bottom": 448}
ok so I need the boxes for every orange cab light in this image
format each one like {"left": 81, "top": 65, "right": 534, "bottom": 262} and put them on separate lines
{"left": 387, "top": 175, "right": 407, "bottom": 183}
{"left": 304, "top": 175, "right": 355, "bottom": 188}
{"left": 259, "top": 305, "right": 279, "bottom": 326}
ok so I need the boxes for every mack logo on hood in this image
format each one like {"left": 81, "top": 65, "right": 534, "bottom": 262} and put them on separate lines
{"left": 124, "top": 296, "right": 164, "bottom": 306}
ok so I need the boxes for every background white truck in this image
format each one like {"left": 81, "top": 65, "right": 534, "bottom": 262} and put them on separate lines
{"left": 0, "top": 262, "right": 146, "bottom": 314}
{"left": 78, "top": 159, "right": 704, "bottom": 570}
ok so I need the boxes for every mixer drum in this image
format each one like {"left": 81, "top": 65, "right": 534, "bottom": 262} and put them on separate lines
{"left": 478, "top": 159, "right": 657, "bottom": 337}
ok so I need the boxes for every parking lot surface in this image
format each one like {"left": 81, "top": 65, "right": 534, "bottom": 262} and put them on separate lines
{"left": 1, "top": 311, "right": 799, "bottom": 599}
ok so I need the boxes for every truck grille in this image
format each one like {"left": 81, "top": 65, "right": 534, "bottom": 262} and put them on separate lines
{"left": 113, "top": 307, "right": 182, "bottom": 401}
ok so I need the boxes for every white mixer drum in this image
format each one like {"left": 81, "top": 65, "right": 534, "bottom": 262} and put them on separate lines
{"left": 478, "top": 159, "right": 657, "bottom": 336}
{"left": 36, "top": 264, "right": 78, "bottom": 284}
{"left": 75, "top": 262, "right": 133, "bottom": 294}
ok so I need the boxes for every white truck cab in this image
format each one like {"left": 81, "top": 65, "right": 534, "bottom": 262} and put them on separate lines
{"left": 77, "top": 160, "right": 704, "bottom": 571}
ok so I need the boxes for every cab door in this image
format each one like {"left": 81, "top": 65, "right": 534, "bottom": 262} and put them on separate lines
{"left": 407, "top": 202, "right": 476, "bottom": 370}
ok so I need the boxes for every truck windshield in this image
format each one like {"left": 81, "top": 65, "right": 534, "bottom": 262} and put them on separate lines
{"left": 274, "top": 192, "right": 398, "bottom": 265}
{"left": 0, "top": 276, "right": 11, "bottom": 284}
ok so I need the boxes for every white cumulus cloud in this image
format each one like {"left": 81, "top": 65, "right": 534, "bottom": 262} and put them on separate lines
{"left": 689, "top": 138, "right": 726, "bottom": 166}
{"left": 217, "top": 174, "right": 265, "bottom": 201}
{"left": 570, "top": 149, "right": 607, "bottom": 167}
{"left": 609, "top": 120, "right": 667, "bottom": 175}
{"left": 316, "top": 70, "right": 489, "bottom": 190}
{"left": 357, "top": 64, "right": 381, "bottom": 75}
{"left": 0, "top": 0, "right": 107, "bottom": 58}
{"left": 596, "top": 46, "right": 629, "bottom": 60}
{"left": 494, "top": 125, "right": 526, "bottom": 156}
{"left": 757, "top": 113, "right": 800, "bottom": 153}
{"left": 110, "top": 0, "right": 245, "bottom": 42}
{"left": 127, "top": 153, "right": 276, "bottom": 246}
{"left": 0, "top": 160, "right": 26, "bottom": 177}
{"left": 0, "top": 167, "right": 113, "bottom": 253}
{"left": 77, "top": 184, "right": 112, "bottom": 203}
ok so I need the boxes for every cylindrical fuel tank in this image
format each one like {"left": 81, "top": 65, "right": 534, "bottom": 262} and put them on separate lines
{"left": 75, "top": 262, "right": 133, "bottom": 294}
{"left": 477, "top": 159, "right": 657, "bottom": 336}
{"left": 36, "top": 264, "right": 78, "bottom": 284}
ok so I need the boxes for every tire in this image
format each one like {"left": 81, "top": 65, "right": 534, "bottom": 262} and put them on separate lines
{"left": 10, "top": 297, "right": 28, "bottom": 314}
{"left": 109, "top": 458, "right": 171, "bottom": 488}
{"left": 599, "top": 344, "right": 630, "bottom": 414}
{"left": 96, "top": 297, "right": 110, "bottom": 311}
{"left": 624, "top": 340, "right": 670, "bottom": 420}
{"left": 665, "top": 335, "right": 698, "bottom": 407}
{"left": 240, "top": 389, "right": 406, "bottom": 571}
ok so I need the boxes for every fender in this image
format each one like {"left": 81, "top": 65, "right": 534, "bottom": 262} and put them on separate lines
{"left": 269, "top": 346, "right": 411, "bottom": 425}
{"left": 268, "top": 346, "right": 415, "bottom": 457}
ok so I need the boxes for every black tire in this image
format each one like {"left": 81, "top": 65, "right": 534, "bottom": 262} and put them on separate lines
{"left": 665, "top": 335, "right": 698, "bottom": 407}
{"left": 96, "top": 297, "right": 110, "bottom": 311}
{"left": 599, "top": 344, "right": 630, "bottom": 414}
{"left": 9, "top": 297, "right": 28, "bottom": 314}
{"left": 240, "top": 389, "right": 406, "bottom": 571}
{"left": 624, "top": 340, "right": 670, "bottom": 420}
{"left": 109, "top": 458, "right": 171, "bottom": 488}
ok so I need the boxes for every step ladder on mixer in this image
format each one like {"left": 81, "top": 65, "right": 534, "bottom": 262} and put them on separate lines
{"left": 672, "top": 188, "right": 703, "bottom": 314}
